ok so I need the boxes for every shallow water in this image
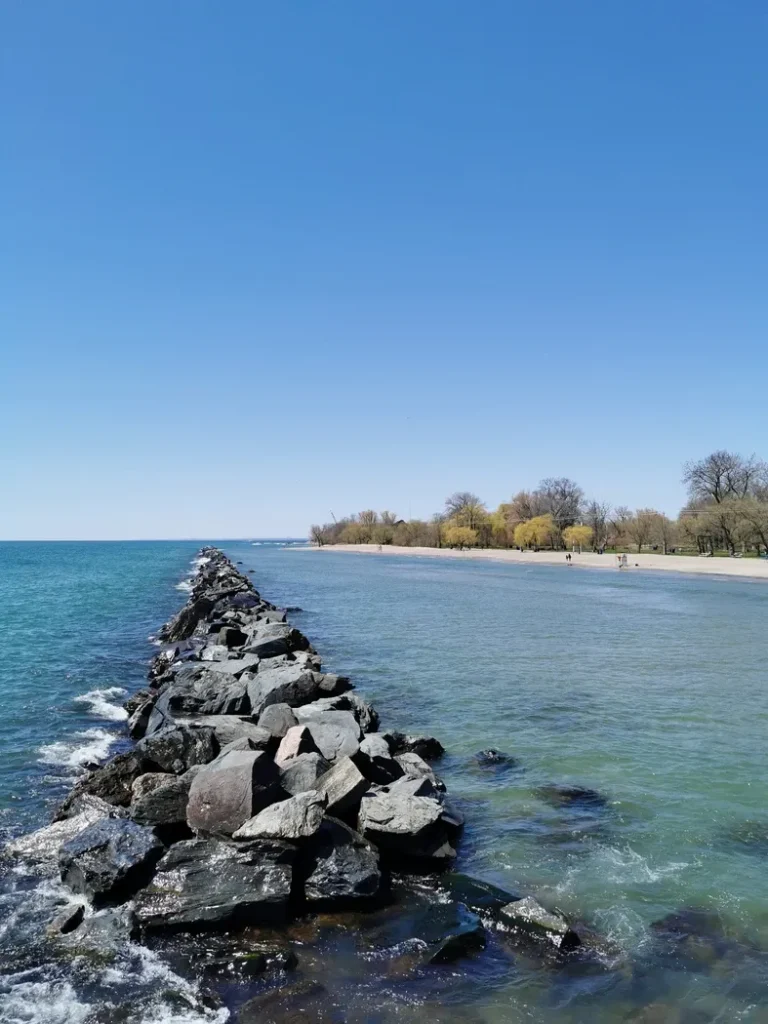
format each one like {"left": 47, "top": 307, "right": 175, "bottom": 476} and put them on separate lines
{"left": 1, "top": 541, "right": 767, "bottom": 1022}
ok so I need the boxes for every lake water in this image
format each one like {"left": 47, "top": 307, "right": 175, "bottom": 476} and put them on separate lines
{"left": 1, "top": 541, "right": 767, "bottom": 1022}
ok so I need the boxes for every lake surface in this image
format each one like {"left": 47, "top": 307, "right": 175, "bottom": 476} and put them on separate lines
{"left": 1, "top": 541, "right": 767, "bottom": 1022}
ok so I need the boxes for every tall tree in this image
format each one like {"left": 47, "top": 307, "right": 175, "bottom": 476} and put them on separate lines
{"left": 444, "top": 492, "right": 487, "bottom": 530}
{"left": 535, "top": 478, "right": 584, "bottom": 531}
{"left": 682, "top": 451, "right": 766, "bottom": 505}
{"left": 584, "top": 500, "right": 611, "bottom": 550}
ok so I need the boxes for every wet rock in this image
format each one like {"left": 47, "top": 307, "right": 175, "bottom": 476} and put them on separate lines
{"left": 233, "top": 791, "right": 326, "bottom": 841}
{"left": 383, "top": 732, "right": 445, "bottom": 760}
{"left": 440, "top": 872, "right": 521, "bottom": 918}
{"left": 55, "top": 753, "right": 145, "bottom": 816}
{"left": 316, "top": 757, "right": 370, "bottom": 816}
{"left": 237, "top": 980, "right": 328, "bottom": 1024}
{"left": 245, "top": 665, "right": 351, "bottom": 718}
{"left": 136, "top": 724, "right": 218, "bottom": 775}
{"left": 187, "top": 749, "right": 282, "bottom": 837}
{"left": 354, "top": 733, "right": 404, "bottom": 784}
{"left": 426, "top": 905, "right": 486, "bottom": 964}
{"left": 46, "top": 903, "right": 85, "bottom": 936}
{"left": 124, "top": 689, "right": 153, "bottom": 716}
{"left": 160, "top": 595, "right": 217, "bottom": 642}
{"left": 303, "top": 817, "right": 382, "bottom": 908}
{"left": 536, "top": 784, "right": 608, "bottom": 810}
{"left": 258, "top": 703, "right": 299, "bottom": 739}
{"left": 473, "top": 749, "right": 518, "bottom": 770}
{"left": 358, "top": 788, "right": 456, "bottom": 871}
{"left": 134, "top": 837, "right": 295, "bottom": 931}
{"left": 721, "top": 819, "right": 768, "bottom": 857}
{"left": 498, "top": 896, "right": 581, "bottom": 952}
{"left": 127, "top": 695, "right": 157, "bottom": 740}
{"left": 7, "top": 796, "right": 124, "bottom": 861}
{"left": 279, "top": 753, "right": 331, "bottom": 796}
{"left": 59, "top": 818, "right": 164, "bottom": 906}
{"left": 130, "top": 771, "right": 195, "bottom": 828}
{"left": 64, "top": 906, "right": 140, "bottom": 947}
{"left": 275, "top": 725, "right": 322, "bottom": 765}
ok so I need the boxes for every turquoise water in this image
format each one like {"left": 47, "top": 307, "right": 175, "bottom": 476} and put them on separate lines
{"left": 1, "top": 541, "right": 768, "bottom": 1022}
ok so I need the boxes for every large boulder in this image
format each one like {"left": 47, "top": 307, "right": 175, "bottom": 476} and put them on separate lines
{"left": 151, "top": 666, "right": 251, "bottom": 718}
{"left": 275, "top": 725, "right": 321, "bottom": 765}
{"left": 303, "top": 711, "right": 362, "bottom": 762}
{"left": 59, "top": 818, "right": 164, "bottom": 905}
{"left": 258, "top": 703, "right": 299, "bottom": 740}
{"left": 358, "top": 788, "right": 456, "bottom": 871}
{"left": 172, "top": 716, "right": 272, "bottom": 752}
{"left": 315, "top": 757, "right": 370, "bottom": 816}
{"left": 354, "top": 734, "right": 404, "bottom": 785}
{"left": 498, "top": 897, "right": 581, "bottom": 952}
{"left": 303, "top": 818, "right": 381, "bottom": 908}
{"left": 395, "top": 752, "right": 444, "bottom": 791}
{"left": 203, "top": 655, "right": 261, "bottom": 678}
{"left": 383, "top": 732, "right": 445, "bottom": 761}
{"left": 160, "top": 595, "right": 216, "bottom": 642}
{"left": 233, "top": 791, "right": 326, "bottom": 841}
{"left": 296, "top": 693, "right": 379, "bottom": 734}
{"left": 245, "top": 665, "right": 351, "bottom": 718}
{"left": 130, "top": 771, "right": 196, "bottom": 828}
{"left": 136, "top": 723, "right": 218, "bottom": 775}
{"left": 133, "top": 837, "right": 295, "bottom": 931}
{"left": 243, "top": 623, "right": 310, "bottom": 658}
{"left": 186, "top": 749, "right": 282, "bottom": 837}
{"left": 279, "top": 753, "right": 331, "bottom": 796}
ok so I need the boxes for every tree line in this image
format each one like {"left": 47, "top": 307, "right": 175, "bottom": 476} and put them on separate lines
{"left": 310, "top": 451, "right": 768, "bottom": 557}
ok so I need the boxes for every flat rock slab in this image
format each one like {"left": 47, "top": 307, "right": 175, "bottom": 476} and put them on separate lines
{"left": 174, "top": 716, "right": 272, "bottom": 751}
{"left": 137, "top": 724, "right": 218, "bottom": 775}
{"left": 358, "top": 789, "right": 455, "bottom": 870}
{"left": 59, "top": 818, "right": 164, "bottom": 906}
{"left": 316, "top": 757, "right": 370, "bottom": 816}
{"left": 275, "top": 725, "right": 321, "bottom": 765}
{"left": 258, "top": 703, "right": 299, "bottom": 739}
{"left": 6, "top": 796, "right": 120, "bottom": 862}
{"left": 303, "top": 712, "right": 362, "bottom": 762}
{"left": 187, "top": 749, "right": 282, "bottom": 837}
{"left": 279, "top": 753, "right": 330, "bottom": 796}
{"left": 246, "top": 665, "right": 351, "bottom": 718}
{"left": 304, "top": 817, "right": 381, "bottom": 908}
{"left": 234, "top": 791, "right": 326, "bottom": 841}
{"left": 133, "top": 837, "right": 295, "bottom": 931}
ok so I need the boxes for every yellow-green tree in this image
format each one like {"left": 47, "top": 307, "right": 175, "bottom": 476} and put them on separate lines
{"left": 514, "top": 514, "right": 555, "bottom": 549}
{"left": 563, "top": 524, "right": 593, "bottom": 552}
{"left": 444, "top": 525, "right": 478, "bottom": 549}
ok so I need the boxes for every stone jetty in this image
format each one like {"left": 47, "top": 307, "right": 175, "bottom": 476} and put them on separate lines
{"left": 6, "top": 547, "right": 587, "bottom": 969}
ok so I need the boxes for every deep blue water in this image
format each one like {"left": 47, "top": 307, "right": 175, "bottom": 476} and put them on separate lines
{"left": 1, "top": 541, "right": 768, "bottom": 1023}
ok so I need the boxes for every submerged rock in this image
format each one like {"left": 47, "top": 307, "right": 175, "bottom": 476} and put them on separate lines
{"left": 59, "top": 818, "right": 164, "bottom": 906}
{"left": 536, "top": 784, "right": 608, "bottom": 810}
{"left": 473, "top": 749, "right": 518, "bottom": 770}
{"left": 426, "top": 904, "right": 486, "bottom": 965}
{"left": 46, "top": 903, "right": 85, "bottom": 937}
{"left": 498, "top": 896, "right": 581, "bottom": 952}
{"left": 134, "top": 837, "right": 295, "bottom": 931}
{"left": 7, "top": 796, "right": 124, "bottom": 861}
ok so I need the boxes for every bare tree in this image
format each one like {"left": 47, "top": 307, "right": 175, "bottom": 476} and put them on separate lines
{"left": 309, "top": 524, "right": 328, "bottom": 546}
{"left": 535, "top": 478, "right": 584, "bottom": 542}
{"left": 682, "top": 451, "right": 766, "bottom": 505}
{"left": 444, "top": 492, "right": 487, "bottom": 530}
{"left": 625, "top": 509, "right": 657, "bottom": 553}
{"left": 651, "top": 512, "right": 677, "bottom": 554}
{"left": 584, "top": 500, "right": 611, "bottom": 550}
{"left": 380, "top": 511, "right": 398, "bottom": 526}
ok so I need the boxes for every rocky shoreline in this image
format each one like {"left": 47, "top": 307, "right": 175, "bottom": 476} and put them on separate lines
{"left": 5, "top": 547, "right": 593, "bottom": 1014}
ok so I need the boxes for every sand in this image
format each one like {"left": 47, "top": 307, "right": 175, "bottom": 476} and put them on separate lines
{"left": 313, "top": 544, "right": 768, "bottom": 581}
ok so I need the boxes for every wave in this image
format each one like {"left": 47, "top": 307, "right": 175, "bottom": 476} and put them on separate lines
{"left": 38, "top": 728, "right": 117, "bottom": 771}
{"left": 175, "top": 579, "right": 194, "bottom": 593}
{"left": 0, "top": 976, "right": 93, "bottom": 1024}
{"left": 74, "top": 687, "right": 128, "bottom": 723}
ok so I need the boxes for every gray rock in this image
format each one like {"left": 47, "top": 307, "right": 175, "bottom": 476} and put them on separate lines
{"left": 354, "top": 734, "right": 404, "bottom": 785}
{"left": 218, "top": 626, "right": 248, "bottom": 648}
{"left": 204, "top": 654, "right": 261, "bottom": 677}
{"left": 304, "top": 712, "right": 361, "bottom": 762}
{"left": 243, "top": 622, "right": 309, "bottom": 658}
{"left": 136, "top": 724, "right": 218, "bottom": 775}
{"left": 315, "top": 757, "right": 370, "bottom": 816}
{"left": 498, "top": 897, "right": 581, "bottom": 952}
{"left": 153, "top": 666, "right": 251, "bottom": 717}
{"left": 59, "top": 818, "right": 164, "bottom": 905}
{"left": 55, "top": 753, "right": 145, "bottom": 816}
{"left": 173, "top": 716, "right": 272, "bottom": 751}
{"left": 187, "top": 750, "right": 282, "bottom": 837}
{"left": 394, "top": 752, "right": 444, "bottom": 792}
{"left": 258, "top": 703, "right": 299, "bottom": 740}
{"left": 279, "top": 753, "right": 331, "bottom": 796}
{"left": 304, "top": 818, "right": 381, "bottom": 908}
{"left": 233, "top": 791, "right": 326, "bottom": 841}
{"left": 383, "top": 733, "right": 445, "bottom": 761}
{"left": 130, "top": 771, "right": 194, "bottom": 827}
{"left": 200, "top": 644, "right": 231, "bottom": 661}
{"left": 133, "top": 837, "right": 295, "bottom": 931}
{"left": 358, "top": 788, "right": 455, "bottom": 870}
{"left": 65, "top": 905, "right": 139, "bottom": 946}
{"left": 127, "top": 694, "right": 157, "bottom": 740}
{"left": 275, "top": 725, "right": 321, "bottom": 765}
{"left": 245, "top": 665, "right": 351, "bottom": 718}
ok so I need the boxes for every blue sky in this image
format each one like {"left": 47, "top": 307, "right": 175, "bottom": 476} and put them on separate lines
{"left": 2, "top": 2, "right": 767, "bottom": 539}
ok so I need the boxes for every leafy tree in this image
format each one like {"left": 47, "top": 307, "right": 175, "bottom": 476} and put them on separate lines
{"left": 514, "top": 515, "right": 556, "bottom": 549}
{"left": 444, "top": 525, "right": 477, "bottom": 549}
{"left": 563, "top": 525, "right": 593, "bottom": 552}
{"left": 444, "top": 492, "right": 487, "bottom": 529}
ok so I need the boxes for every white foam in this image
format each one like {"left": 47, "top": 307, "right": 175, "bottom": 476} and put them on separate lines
{"left": 0, "top": 977, "right": 93, "bottom": 1024}
{"left": 129, "top": 946, "right": 230, "bottom": 1023}
{"left": 192, "top": 556, "right": 210, "bottom": 567}
{"left": 74, "top": 687, "right": 128, "bottom": 723}
{"left": 175, "top": 579, "right": 194, "bottom": 593}
{"left": 594, "top": 844, "right": 691, "bottom": 885}
{"left": 38, "top": 728, "right": 117, "bottom": 771}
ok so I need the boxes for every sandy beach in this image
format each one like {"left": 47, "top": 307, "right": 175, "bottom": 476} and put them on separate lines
{"left": 315, "top": 544, "right": 768, "bottom": 580}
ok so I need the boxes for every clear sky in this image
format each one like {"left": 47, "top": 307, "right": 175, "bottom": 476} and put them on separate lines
{"left": 2, "top": 2, "right": 767, "bottom": 539}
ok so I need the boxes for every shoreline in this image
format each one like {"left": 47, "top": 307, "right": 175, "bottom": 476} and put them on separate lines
{"left": 312, "top": 544, "right": 768, "bottom": 581}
